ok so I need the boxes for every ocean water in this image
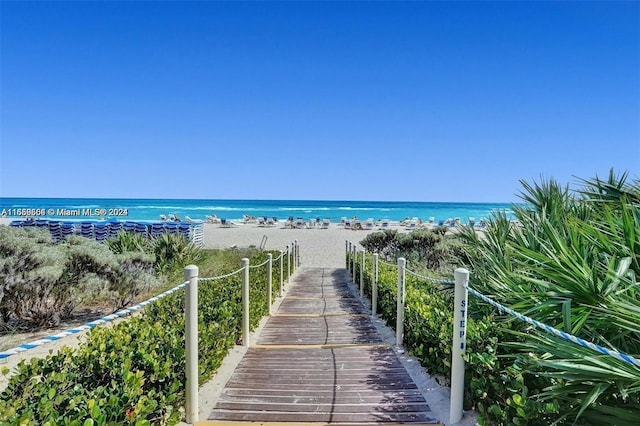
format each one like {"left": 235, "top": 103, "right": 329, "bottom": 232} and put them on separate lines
{"left": 0, "top": 198, "right": 513, "bottom": 224}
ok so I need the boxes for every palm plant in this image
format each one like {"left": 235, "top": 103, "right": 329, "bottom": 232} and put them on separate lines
{"left": 458, "top": 170, "right": 640, "bottom": 424}
{"left": 152, "top": 233, "right": 202, "bottom": 274}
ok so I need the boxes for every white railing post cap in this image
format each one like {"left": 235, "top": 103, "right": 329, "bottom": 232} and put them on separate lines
{"left": 184, "top": 265, "right": 199, "bottom": 278}
{"left": 454, "top": 268, "right": 470, "bottom": 281}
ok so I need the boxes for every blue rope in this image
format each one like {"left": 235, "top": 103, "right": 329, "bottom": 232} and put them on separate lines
{"left": 0, "top": 280, "right": 189, "bottom": 360}
{"left": 465, "top": 285, "right": 640, "bottom": 370}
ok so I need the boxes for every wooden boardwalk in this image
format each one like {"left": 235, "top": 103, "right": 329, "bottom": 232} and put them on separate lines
{"left": 202, "top": 267, "right": 440, "bottom": 425}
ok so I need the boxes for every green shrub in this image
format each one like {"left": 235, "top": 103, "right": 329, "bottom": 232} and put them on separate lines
{"left": 355, "top": 170, "right": 639, "bottom": 425}
{"left": 152, "top": 234, "right": 202, "bottom": 275}
{"left": 106, "top": 231, "right": 150, "bottom": 255}
{"left": 0, "top": 228, "right": 161, "bottom": 327}
{"left": 0, "top": 229, "right": 112, "bottom": 326}
{"left": 107, "top": 252, "right": 158, "bottom": 310}
{"left": 359, "top": 228, "right": 462, "bottom": 275}
{"left": 0, "top": 249, "right": 289, "bottom": 425}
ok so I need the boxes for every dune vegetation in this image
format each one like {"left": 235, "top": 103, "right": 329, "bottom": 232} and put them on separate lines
{"left": 355, "top": 169, "right": 639, "bottom": 425}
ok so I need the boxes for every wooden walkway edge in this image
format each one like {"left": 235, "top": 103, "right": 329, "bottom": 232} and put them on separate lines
{"left": 198, "top": 267, "right": 441, "bottom": 425}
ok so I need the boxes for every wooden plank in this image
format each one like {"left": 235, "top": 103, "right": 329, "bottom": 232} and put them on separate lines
{"left": 206, "top": 267, "right": 439, "bottom": 424}
{"left": 221, "top": 388, "right": 426, "bottom": 398}
{"left": 208, "top": 410, "right": 437, "bottom": 423}
{"left": 223, "top": 383, "right": 420, "bottom": 392}
{"left": 217, "top": 393, "right": 428, "bottom": 404}
{"left": 250, "top": 343, "right": 388, "bottom": 349}
{"left": 226, "top": 372, "right": 416, "bottom": 381}
{"left": 214, "top": 401, "right": 433, "bottom": 413}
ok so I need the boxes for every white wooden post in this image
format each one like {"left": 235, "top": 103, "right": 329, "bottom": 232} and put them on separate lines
{"left": 450, "top": 268, "right": 470, "bottom": 424}
{"left": 360, "top": 249, "right": 365, "bottom": 297}
{"left": 279, "top": 250, "right": 284, "bottom": 297}
{"left": 267, "top": 253, "right": 273, "bottom": 315}
{"left": 242, "top": 258, "right": 250, "bottom": 347}
{"left": 396, "top": 257, "right": 406, "bottom": 346}
{"left": 345, "top": 240, "right": 349, "bottom": 269}
{"left": 291, "top": 241, "right": 295, "bottom": 273}
{"left": 287, "top": 245, "right": 291, "bottom": 279}
{"left": 184, "top": 265, "right": 199, "bottom": 424}
{"left": 352, "top": 246, "right": 357, "bottom": 283}
{"left": 295, "top": 239, "right": 299, "bottom": 267}
{"left": 372, "top": 253, "right": 378, "bottom": 316}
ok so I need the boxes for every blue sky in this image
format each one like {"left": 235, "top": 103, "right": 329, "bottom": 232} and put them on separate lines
{"left": 1, "top": 1, "right": 638, "bottom": 202}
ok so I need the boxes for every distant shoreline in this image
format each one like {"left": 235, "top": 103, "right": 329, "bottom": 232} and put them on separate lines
{"left": 0, "top": 197, "right": 514, "bottom": 224}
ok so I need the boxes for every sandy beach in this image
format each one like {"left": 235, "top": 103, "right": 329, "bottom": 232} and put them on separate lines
{"left": 0, "top": 217, "right": 450, "bottom": 268}
{"left": 202, "top": 221, "right": 405, "bottom": 267}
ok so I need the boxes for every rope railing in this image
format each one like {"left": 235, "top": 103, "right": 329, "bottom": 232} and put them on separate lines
{"left": 465, "top": 284, "right": 640, "bottom": 369}
{"left": 199, "top": 266, "right": 245, "bottom": 281}
{"left": 345, "top": 239, "right": 640, "bottom": 423}
{"left": 405, "top": 268, "right": 454, "bottom": 285}
{"left": 248, "top": 258, "right": 270, "bottom": 269}
{"left": 0, "top": 238, "right": 298, "bottom": 425}
{"left": 378, "top": 258, "right": 398, "bottom": 268}
{"left": 0, "top": 240, "right": 298, "bottom": 365}
{"left": 0, "top": 279, "right": 190, "bottom": 360}
{"left": 184, "top": 242, "right": 297, "bottom": 422}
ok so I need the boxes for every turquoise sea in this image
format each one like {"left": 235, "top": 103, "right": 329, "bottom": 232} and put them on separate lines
{"left": 0, "top": 198, "right": 513, "bottom": 224}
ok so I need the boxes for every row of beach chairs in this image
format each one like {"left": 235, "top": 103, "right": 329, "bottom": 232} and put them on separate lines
{"left": 9, "top": 219, "right": 203, "bottom": 245}
{"left": 284, "top": 218, "right": 331, "bottom": 229}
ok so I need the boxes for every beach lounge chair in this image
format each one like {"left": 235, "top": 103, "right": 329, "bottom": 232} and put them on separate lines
{"left": 178, "top": 223, "right": 191, "bottom": 238}
{"left": 164, "top": 222, "right": 179, "bottom": 234}
{"left": 122, "top": 221, "right": 136, "bottom": 233}
{"left": 79, "top": 221, "right": 93, "bottom": 238}
{"left": 321, "top": 218, "right": 330, "bottom": 229}
{"left": 151, "top": 223, "right": 165, "bottom": 237}
{"left": 364, "top": 218, "right": 374, "bottom": 230}
{"left": 220, "top": 219, "right": 232, "bottom": 228}
{"left": 108, "top": 222, "right": 122, "bottom": 238}
{"left": 94, "top": 223, "right": 109, "bottom": 242}
{"left": 134, "top": 223, "right": 148, "bottom": 237}
{"left": 474, "top": 218, "right": 488, "bottom": 230}
{"left": 295, "top": 218, "right": 305, "bottom": 229}
{"left": 61, "top": 222, "right": 74, "bottom": 239}
{"left": 47, "top": 221, "right": 62, "bottom": 242}
{"left": 380, "top": 219, "right": 390, "bottom": 229}
{"left": 266, "top": 217, "right": 276, "bottom": 227}
{"left": 243, "top": 215, "right": 257, "bottom": 224}
{"left": 206, "top": 214, "right": 220, "bottom": 224}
